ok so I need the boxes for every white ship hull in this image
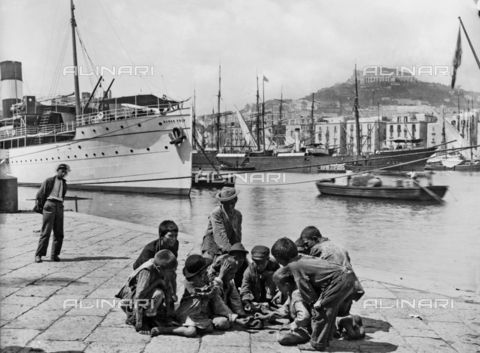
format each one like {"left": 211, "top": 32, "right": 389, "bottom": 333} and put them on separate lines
{"left": 7, "top": 108, "right": 192, "bottom": 195}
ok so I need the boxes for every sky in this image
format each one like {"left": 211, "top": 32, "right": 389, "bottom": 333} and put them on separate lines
{"left": 1, "top": 0, "right": 480, "bottom": 114}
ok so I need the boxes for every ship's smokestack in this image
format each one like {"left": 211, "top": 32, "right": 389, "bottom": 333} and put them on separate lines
{"left": 0, "top": 61, "right": 23, "bottom": 119}
{"left": 294, "top": 128, "right": 300, "bottom": 152}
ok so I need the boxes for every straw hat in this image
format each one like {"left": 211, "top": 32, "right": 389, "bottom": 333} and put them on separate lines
{"left": 215, "top": 187, "right": 240, "bottom": 202}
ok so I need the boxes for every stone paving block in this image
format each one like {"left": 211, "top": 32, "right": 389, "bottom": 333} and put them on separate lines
{"left": 415, "top": 308, "right": 464, "bottom": 323}
{"left": 450, "top": 341, "right": 480, "bottom": 353}
{"left": 0, "top": 287, "right": 21, "bottom": 300}
{"left": 85, "top": 288, "right": 117, "bottom": 299}
{"left": 85, "top": 327, "right": 151, "bottom": 344}
{"left": 1, "top": 295, "right": 47, "bottom": 307}
{"left": 362, "top": 288, "right": 398, "bottom": 300}
{"left": 403, "top": 337, "right": 457, "bottom": 353}
{"left": 4, "top": 308, "right": 65, "bottom": 330}
{"left": 387, "top": 318, "right": 441, "bottom": 338}
{"left": 249, "top": 329, "right": 279, "bottom": 342}
{"left": 198, "top": 346, "right": 250, "bottom": 353}
{"left": 200, "top": 331, "right": 250, "bottom": 347}
{"left": 0, "top": 329, "right": 41, "bottom": 351}
{"left": 427, "top": 321, "right": 477, "bottom": 342}
{"left": 35, "top": 316, "right": 104, "bottom": 341}
{"left": 64, "top": 298, "right": 113, "bottom": 317}
{"left": 13, "top": 285, "right": 63, "bottom": 298}
{"left": 21, "top": 340, "right": 87, "bottom": 353}
{"left": 0, "top": 304, "right": 35, "bottom": 326}
{"left": 55, "top": 285, "right": 96, "bottom": 297}
{"left": 84, "top": 341, "right": 146, "bottom": 353}
{"left": 35, "top": 295, "right": 85, "bottom": 311}
{"left": 251, "top": 340, "right": 301, "bottom": 353}
{"left": 100, "top": 310, "right": 130, "bottom": 328}
{"left": 144, "top": 336, "right": 200, "bottom": 353}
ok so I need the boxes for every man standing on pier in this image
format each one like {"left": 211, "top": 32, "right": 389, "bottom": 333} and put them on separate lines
{"left": 201, "top": 187, "right": 242, "bottom": 260}
{"left": 34, "top": 164, "right": 70, "bottom": 263}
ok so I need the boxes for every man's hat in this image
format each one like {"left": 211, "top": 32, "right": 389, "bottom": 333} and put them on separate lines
{"left": 216, "top": 187, "right": 240, "bottom": 202}
{"left": 56, "top": 164, "right": 71, "bottom": 172}
{"left": 154, "top": 249, "right": 177, "bottom": 270}
{"left": 183, "top": 254, "right": 213, "bottom": 279}
{"left": 251, "top": 245, "right": 270, "bottom": 260}
{"left": 229, "top": 243, "right": 249, "bottom": 255}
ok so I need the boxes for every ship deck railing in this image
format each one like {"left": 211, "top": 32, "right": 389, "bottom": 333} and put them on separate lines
{"left": 76, "top": 104, "right": 182, "bottom": 127}
{"left": 0, "top": 121, "right": 76, "bottom": 141}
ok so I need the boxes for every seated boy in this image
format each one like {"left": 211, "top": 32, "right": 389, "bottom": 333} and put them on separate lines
{"left": 300, "top": 226, "right": 365, "bottom": 325}
{"left": 271, "top": 238, "right": 356, "bottom": 352}
{"left": 133, "top": 220, "right": 180, "bottom": 303}
{"left": 208, "top": 255, "right": 246, "bottom": 317}
{"left": 162, "top": 254, "right": 247, "bottom": 337}
{"left": 228, "top": 243, "right": 249, "bottom": 289}
{"left": 116, "top": 250, "right": 177, "bottom": 333}
{"left": 240, "top": 245, "right": 280, "bottom": 312}
{"left": 255, "top": 266, "right": 311, "bottom": 346}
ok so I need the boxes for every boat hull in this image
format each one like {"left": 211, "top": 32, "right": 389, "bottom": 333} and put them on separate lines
{"left": 315, "top": 181, "right": 448, "bottom": 201}
{"left": 6, "top": 109, "right": 192, "bottom": 195}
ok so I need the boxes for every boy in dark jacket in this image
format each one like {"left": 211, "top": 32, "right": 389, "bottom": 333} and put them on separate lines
{"left": 34, "top": 164, "right": 70, "bottom": 263}
{"left": 271, "top": 238, "right": 355, "bottom": 351}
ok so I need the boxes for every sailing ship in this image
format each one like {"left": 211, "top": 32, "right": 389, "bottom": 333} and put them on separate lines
{"left": 0, "top": 1, "right": 192, "bottom": 195}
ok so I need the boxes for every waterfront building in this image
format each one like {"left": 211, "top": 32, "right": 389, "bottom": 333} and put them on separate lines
{"left": 345, "top": 117, "right": 387, "bottom": 154}
{"left": 385, "top": 114, "right": 429, "bottom": 147}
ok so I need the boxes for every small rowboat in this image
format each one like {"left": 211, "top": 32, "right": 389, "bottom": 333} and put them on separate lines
{"left": 316, "top": 180, "right": 448, "bottom": 201}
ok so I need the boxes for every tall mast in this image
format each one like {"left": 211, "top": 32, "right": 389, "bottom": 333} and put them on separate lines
{"left": 70, "top": 0, "right": 81, "bottom": 116}
{"left": 217, "top": 65, "right": 221, "bottom": 151}
{"left": 262, "top": 78, "right": 266, "bottom": 150}
{"left": 279, "top": 86, "right": 283, "bottom": 145}
{"left": 256, "top": 74, "right": 260, "bottom": 151}
{"left": 310, "top": 93, "right": 315, "bottom": 144}
{"left": 354, "top": 65, "right": 362, "bottom": 157}
{"left": 193, "top": 84, "right": 196, "bottom": 149}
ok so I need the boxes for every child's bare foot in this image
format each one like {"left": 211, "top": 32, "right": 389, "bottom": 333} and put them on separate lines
{"left": 151, "top": 327, "right": 164, "bottom": 337}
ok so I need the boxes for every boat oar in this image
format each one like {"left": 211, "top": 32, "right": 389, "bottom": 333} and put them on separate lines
{"left": 411, "top": 179, "right": 444, "bottom": 203}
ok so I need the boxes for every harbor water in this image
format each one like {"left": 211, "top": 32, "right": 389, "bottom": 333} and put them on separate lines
{"left": 17, "top": 171, "right": 480, "bottom": 292}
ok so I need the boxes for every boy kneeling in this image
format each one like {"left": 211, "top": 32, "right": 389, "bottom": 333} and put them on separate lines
{"left": 256, "top": 266, "right": 311, "bottom": 346}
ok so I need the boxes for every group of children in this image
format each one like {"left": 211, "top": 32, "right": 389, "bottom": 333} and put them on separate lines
{"left": 116, "top": 221, "right": 365, "bottom": 351}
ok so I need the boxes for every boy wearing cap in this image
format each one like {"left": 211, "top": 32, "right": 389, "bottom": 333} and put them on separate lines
{"left": 116, "top": 250, "right": 178, "bottom": 333}
{"left": 255, "top": 266, "right": 311, "bottom": 346}
{"left": 133, "top": 220, "right": 180, "bottom": 302}
{"left": 228, "top": 242, "right": 249, "bottom": 289}
{"left": 171, "top": 254, "right": 249, "bottom": 337}
{"left": 34, "top": 164, "right": 70, "bottom": 263}
{"left": 240, "top": 245, "right": 280, "bottom": 312}
{"left": 201, "top": 187, "right": 242, "bottom": 260}
{"left": 271, "top": 238, "right": 356, "bottom": 351}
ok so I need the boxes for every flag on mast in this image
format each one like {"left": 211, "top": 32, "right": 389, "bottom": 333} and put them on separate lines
{"left": 263, "top": 75, "right": 269, "bottom": 82}
{"left": 451, "top": 26, "right": 463, "bottom": 89}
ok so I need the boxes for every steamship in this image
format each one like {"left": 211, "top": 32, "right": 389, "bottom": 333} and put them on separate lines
{"left": 0, "top": 1, "right": 192, "bottom": 195}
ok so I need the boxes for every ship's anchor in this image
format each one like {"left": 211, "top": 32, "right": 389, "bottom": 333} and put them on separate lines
{"left": 169, "top": 127, "right": 186, "bottom": 146}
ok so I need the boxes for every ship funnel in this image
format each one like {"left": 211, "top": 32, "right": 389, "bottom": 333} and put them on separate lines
{"left": 294, "top": 128, "right": 301, "bottom": 152}
{"left": 0, "top": 61, "right": 23, "bottom": 119}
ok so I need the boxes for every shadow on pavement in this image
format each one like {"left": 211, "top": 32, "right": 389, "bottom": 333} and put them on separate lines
{"left": 2, "top": 348, "right": 83, "bottom": 353}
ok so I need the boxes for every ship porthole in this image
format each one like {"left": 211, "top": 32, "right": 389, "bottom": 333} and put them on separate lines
{"left": 121, "top": 125, "right": 124, "bottom": 129}
{"left": 165, "top": 146, "right": 168, "bottom": 149}
{"left": 159, "top": 122, "right": 162, "bottom": 126}
{"left": 106, "top": 127, "right": 109, "bottom": 131}
{"left": 93, "top": 129, "right": 96, "bottom": 133}
{"left": 147, "top": 148, "right": 150, "bottom": 151}
{"left": 82, "top": 131, "right": 85, "bottom": 134}
{"left": 115, "top": 151, "right": 118, "bottom": 154}
{"left": 74, "top": 155, "right": 77, "bottom": 158}
{"left": 85, "top": 154, "right": 88, "bottom": 157}
{"left": 93, "top": 153, "right": 96, "bottom": 156}
{"left": 130, "top": 149, "right": 133, "bottom": 153}
{"left": 58, "top": 157, "right": 60, "bottom": 159}
{"left": 138, "top": 124, "right": 141, "bottom": 127}
{"left": 68, "top": 156, "right": 70, "bottom": 158}
{"left": 102, "top": 153, "right": 105, "bottom": 156}
{"left": 78, "top": 146, "right": 82, "bottom": 149}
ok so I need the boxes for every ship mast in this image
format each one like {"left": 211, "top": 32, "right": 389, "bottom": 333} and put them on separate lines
{"left": 262, "top": 78, "right": 266, "bottom": 150}
{"left": 256, "top": 74, "right": 260, "bottom": 151}
{"left": 193, "top": 84, "right": 196, "bottom": 150}
{"left": 217, "top": 65, "right": 221, "bottom": 151}
{"left": 354, "top": 65, "right": 362, "bottom": 157}
{"left": 70, "top": 0, "right": 81, "bottom": 117}
{"left": 310, "top": 93, "right": 315, "bottom": 145}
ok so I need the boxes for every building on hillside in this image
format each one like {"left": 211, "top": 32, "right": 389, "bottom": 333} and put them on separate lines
{"left": 348, "top": 67, "right": 417, "bottom": 84}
